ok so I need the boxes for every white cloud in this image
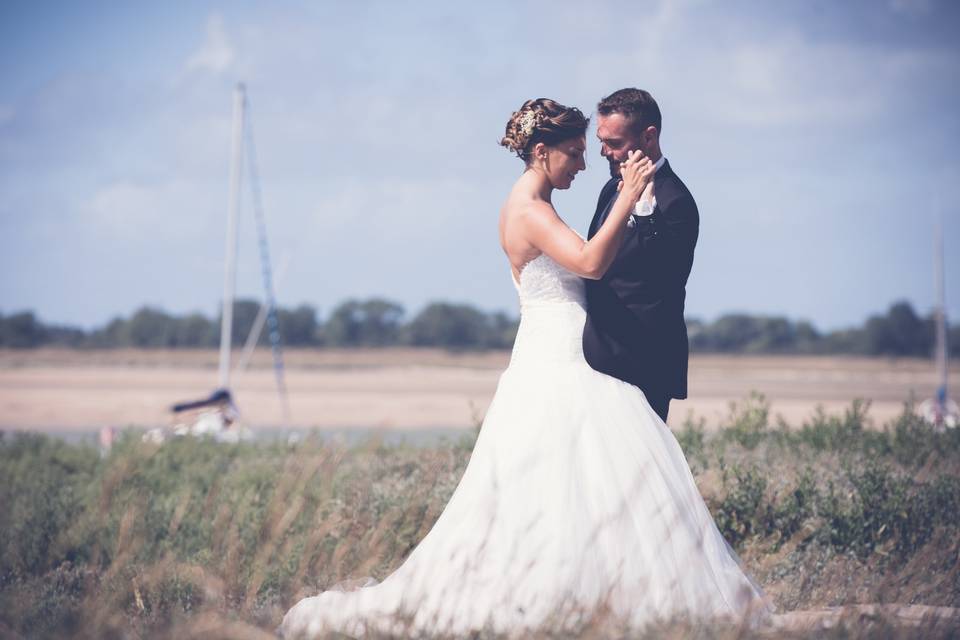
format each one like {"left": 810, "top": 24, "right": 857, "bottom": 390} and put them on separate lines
{"left": 310, "top": 176, "right": 481, "bottom": 231}
{"left": 186, "top": 13, "right": 234, "bottom": 74}
{"left": 576, "top": 13, "right": 954, "bottom": 130}
{"left": 722, "top": 40, "right": 957, "bottom": 127}
{"left": 84, "top": 182, "right": 165, "bottom": 238}
{"left": 546, "top": 0, "right": 957, "bottom": 133}
{"left": 717, "top": 40, "right": 882, "bottom": 126}
{"left": 82, "top": 180, "right": 219, "bottom": 242}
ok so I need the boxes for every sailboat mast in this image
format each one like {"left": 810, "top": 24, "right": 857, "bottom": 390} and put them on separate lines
{"left": 218, "top": 83, "right": 246, "bottom": 389}
{"left": 934, "top": 214, "right": 948, "bottom": 419}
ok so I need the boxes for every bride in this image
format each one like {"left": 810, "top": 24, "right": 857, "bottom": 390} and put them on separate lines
{"left": 280, "top": 99, "right": 773, "bottom": 637}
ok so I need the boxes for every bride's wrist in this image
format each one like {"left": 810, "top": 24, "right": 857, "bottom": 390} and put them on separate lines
{"left": 620, "top": 187, "right": 643, "bottom": 204}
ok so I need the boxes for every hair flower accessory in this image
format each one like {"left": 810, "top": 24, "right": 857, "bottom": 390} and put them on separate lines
{"left": 519, "top": 111, "right": 537, "bottom": 138}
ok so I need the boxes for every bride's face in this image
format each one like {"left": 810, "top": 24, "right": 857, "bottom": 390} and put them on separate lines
{"left": 538, "top": 135, "right": 586, "bottom": 190}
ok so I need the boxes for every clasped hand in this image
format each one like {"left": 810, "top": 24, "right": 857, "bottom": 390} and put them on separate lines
{"left": 617, "top": 149, "right": 655, "bottom": 203}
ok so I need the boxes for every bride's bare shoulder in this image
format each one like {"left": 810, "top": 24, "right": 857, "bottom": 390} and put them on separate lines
{"left": 500, "top": 194, "right": 548, "bottom": 267}
{"left": 502, "top": 193, "right": 555, "bottom": 225}
{"left": 501, "top": 197, "right": 556, "bottom": 251}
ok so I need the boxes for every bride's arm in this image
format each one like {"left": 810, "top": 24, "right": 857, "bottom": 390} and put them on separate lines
{"left": 523, "top": 153, "right": 654, "bottom": 280}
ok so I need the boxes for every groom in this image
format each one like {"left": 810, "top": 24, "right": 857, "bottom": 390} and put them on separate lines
{"left": 583, "top": 88, "right": 699, "bottom": 423}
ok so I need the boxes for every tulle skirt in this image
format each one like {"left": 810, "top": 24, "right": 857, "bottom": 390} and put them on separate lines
{"left": 280, "top": 328, "right": 772, "bottom": 637}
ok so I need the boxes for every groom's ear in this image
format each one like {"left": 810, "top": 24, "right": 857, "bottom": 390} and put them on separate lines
{"left": 642, "top": 125, "right": 659, "bottom": 144}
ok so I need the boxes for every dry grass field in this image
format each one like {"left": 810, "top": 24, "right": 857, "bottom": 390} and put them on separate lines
{"left": 0, "top": 348, "right": 953, "bottom": 432}
{"left": 2, "top": 348, "right": 959, "bottom": 637}
{"left": 2, "top": 393, "right": 959, "bottom": 638}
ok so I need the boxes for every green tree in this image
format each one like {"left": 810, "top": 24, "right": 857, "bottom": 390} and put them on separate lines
{"left": 216, "top": 299, "right": 262, "bottom": 347}
{"left": 173, "top": 313, "right": 217, "bottom": 347}
{"left": 793, "top": 320, "right": 821, "bottom": 354}
{"left": 277, "top": 305, "right": 319, "bottom": 346}
{"left": 405, "top": 302, "right": 490, "bottom": 348}
{"left": 0, "top": 311, "right": 46, "bottom": 348}
{"left": 325, "top": 298, "right": 404, "bottom": 347}
{"left": 487, "top": 311, "right": 519, "bottom": 349}
{"left": 125, "top": 307, "right": 178, "bottom": 347}
{"left": 864, "top": 301, "right": 933, "bottom": 357}
{"left": 89, "top": 316, "right": 126, "bottom": 348}
{"left": 697, "top": 314, "right": 763, "bottom": 352}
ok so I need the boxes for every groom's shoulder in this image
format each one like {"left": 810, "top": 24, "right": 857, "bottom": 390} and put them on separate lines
{"left": 658, "top": 162, "right": 697, "bottom": 211}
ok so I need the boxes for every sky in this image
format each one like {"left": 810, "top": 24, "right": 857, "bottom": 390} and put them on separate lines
{"left": 1, "top": 0, "right": 958, "bottom": 331}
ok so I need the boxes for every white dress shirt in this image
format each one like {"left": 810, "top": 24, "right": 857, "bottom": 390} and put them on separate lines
{"left": 628, "top": 155, "right": 666, "bottom": 226}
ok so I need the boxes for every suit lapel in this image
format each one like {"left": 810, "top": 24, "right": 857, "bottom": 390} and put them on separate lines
{"left": 591, "top": 195, "right": 617, "bottom": 238}
{"left": 589, "top": 179, "right": 619, "bottom": 239}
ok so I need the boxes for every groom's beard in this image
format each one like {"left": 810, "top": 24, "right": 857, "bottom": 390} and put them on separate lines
{"left": 608, "top": 157, "right": 621, "bottom": 178}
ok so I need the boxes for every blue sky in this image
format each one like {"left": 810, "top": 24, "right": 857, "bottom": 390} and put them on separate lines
{"left": 1, "top": 0, "right": 958, "bottom": 330}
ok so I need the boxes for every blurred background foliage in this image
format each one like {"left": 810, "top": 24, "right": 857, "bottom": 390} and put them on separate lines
{"left": 1, "top": 298, "right": 956, "bottom": 356}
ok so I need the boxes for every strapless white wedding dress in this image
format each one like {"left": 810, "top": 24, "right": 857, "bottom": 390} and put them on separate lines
{"left": 280, "top": 253, "right": 773, "bottom": 638}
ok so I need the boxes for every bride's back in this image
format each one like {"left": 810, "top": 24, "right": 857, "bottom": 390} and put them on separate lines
{"left": 499, "top": 178, "right": 544, "bottom": 280}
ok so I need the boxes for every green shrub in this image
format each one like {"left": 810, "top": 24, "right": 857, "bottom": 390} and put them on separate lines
{"left": 676, "top": 412, "right": 706, "bottom": 464}
{"left": 0, "top": 432, "right": 100, "bottom": 581}
{"left": 794, "top": 399, "right": 870, "bottom": 451}
{"left": 721, "top": 392, "right": 770, "bottom": 449}
{"left": 715, "top": 461, "right": 770, "bottom": 547}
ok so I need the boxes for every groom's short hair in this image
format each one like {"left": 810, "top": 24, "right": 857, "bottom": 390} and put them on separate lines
{"left": 597, "top": 88, "right": 662, "bottom": 135}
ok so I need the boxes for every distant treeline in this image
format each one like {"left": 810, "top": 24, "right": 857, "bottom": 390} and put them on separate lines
{"left": 0, "top": 299, "right": 955, "bottom": 357}
{"left": 0, "top": 299, "right": 517, "bottom": 350}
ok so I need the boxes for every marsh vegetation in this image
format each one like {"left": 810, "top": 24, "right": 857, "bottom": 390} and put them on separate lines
{"left": 1, "top": 397, "right": 958, "bottom": 638}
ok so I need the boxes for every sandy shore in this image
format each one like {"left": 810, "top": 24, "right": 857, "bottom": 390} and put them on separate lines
{"left": 0, "top": 348, "right": 952, "bottom": 432}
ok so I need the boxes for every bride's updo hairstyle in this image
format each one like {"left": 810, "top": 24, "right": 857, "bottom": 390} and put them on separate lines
{"left": 500, "top": 98, "right": 589, "bottom": 163}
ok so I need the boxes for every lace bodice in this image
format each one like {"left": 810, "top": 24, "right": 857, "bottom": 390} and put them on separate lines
{"left": 511, "top": 253, "right": 586, "bottom": 309}
{"left": 509, "top": 253, "right": 586, "bottom": 366}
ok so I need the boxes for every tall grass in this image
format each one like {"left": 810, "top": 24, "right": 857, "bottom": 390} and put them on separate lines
{"left": 1, "top": 398, "right": 958, "bottom": 638}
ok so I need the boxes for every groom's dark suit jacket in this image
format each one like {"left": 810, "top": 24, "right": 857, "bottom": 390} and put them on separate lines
{"left": 582, "top": 160, "right": 699, "bottom": 400}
